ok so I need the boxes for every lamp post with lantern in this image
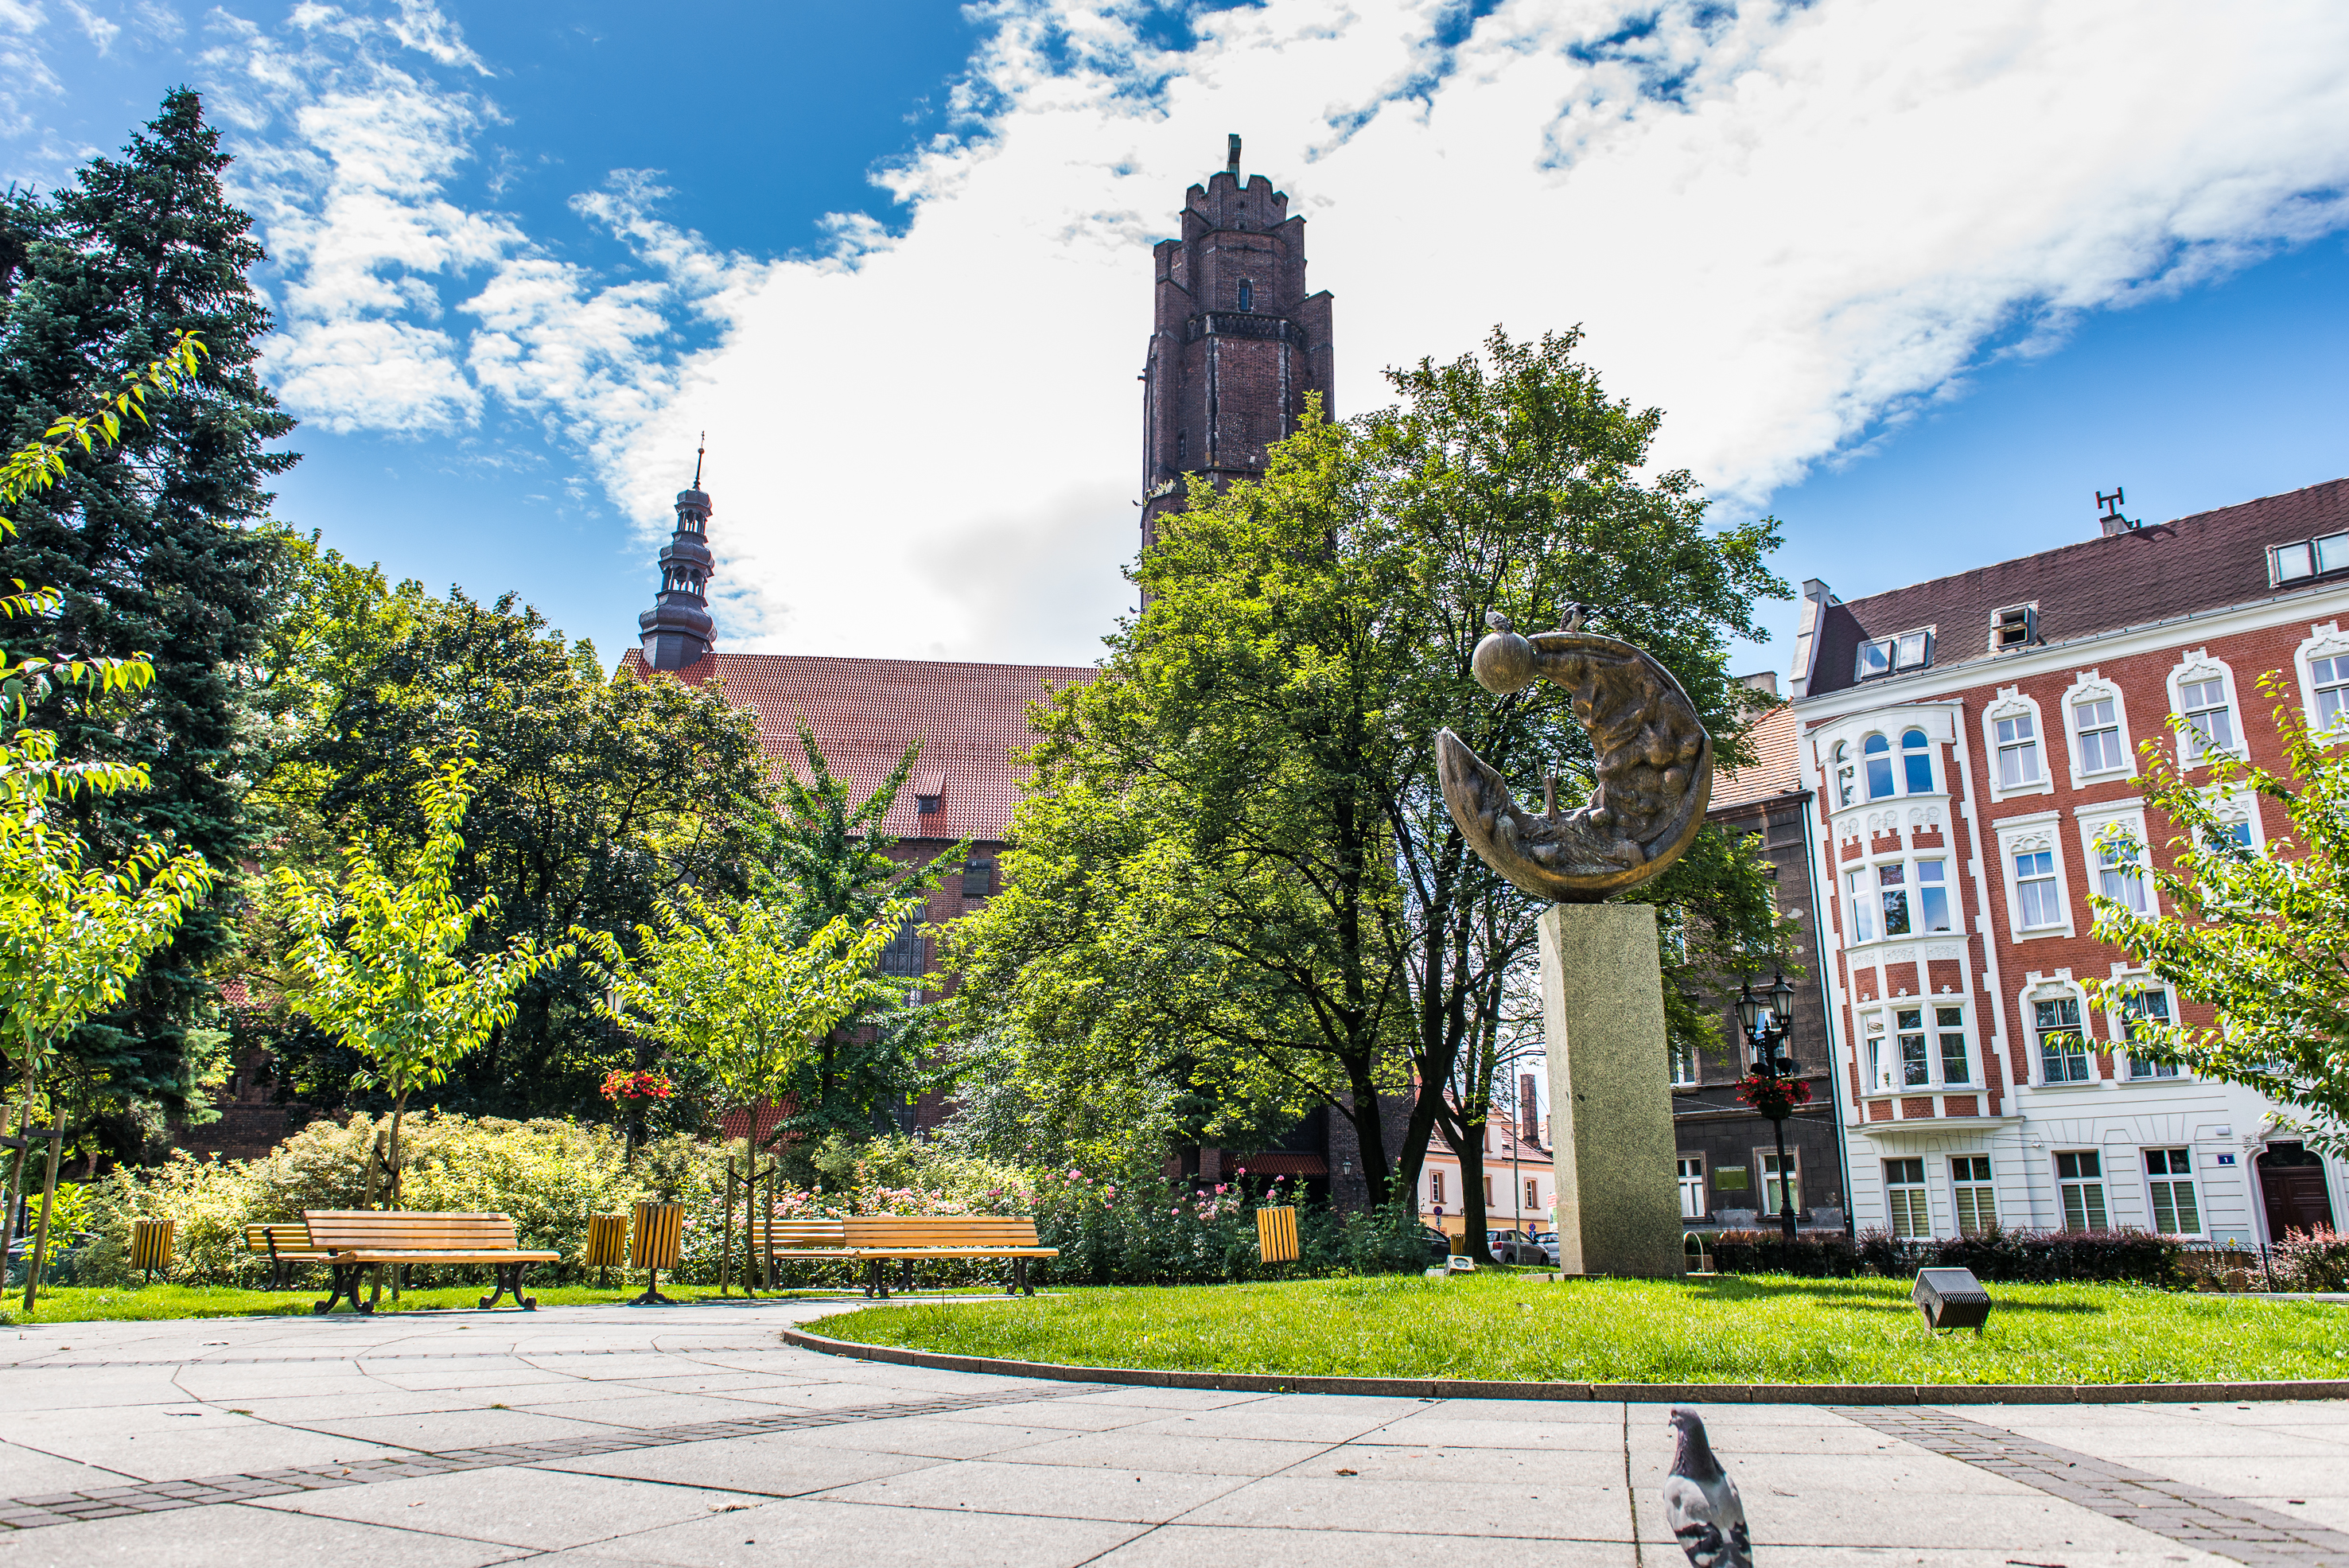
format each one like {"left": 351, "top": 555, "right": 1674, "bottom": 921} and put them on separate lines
{"left": 1736, "top": 971, "right": 1805, "bottom": 1242}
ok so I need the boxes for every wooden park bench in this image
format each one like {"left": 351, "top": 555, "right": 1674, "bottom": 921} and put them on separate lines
{"left": 302, "top": 1210, "right": 558, "bottom": 1314}
{"left": 747, "top": 1217, "right": 851, "bottom": 1290}
{"left": 245, "top": 1224, "right": 330, "bottom": 1291}
{"left": 843, "top": 1216, "right": 1057, "bottom": 1298}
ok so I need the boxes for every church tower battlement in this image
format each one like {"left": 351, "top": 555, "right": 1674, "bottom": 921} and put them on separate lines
{"left": 1140, "top": 134, "right": 1335, "bottom": 549}
{"left": 639, "top": 440, "right": 717, "bottom": 671}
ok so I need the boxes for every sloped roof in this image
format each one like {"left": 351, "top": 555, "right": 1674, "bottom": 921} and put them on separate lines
{"left": 1804, "top": 477, "right": 2349, "bottom": 698}
{"left": 1709, "top": 703, "right": 1802, "bottom": 811}
{"left": 620, "top": 651, "right": 1096, "bottom": 842}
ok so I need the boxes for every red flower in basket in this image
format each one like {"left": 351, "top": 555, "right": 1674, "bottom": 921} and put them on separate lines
{"left": 1734, "top": 1071, "right": 1810, "bottom": 1120}
{"left": 601, "top": 1069, "right": 675, "bottom": 1103}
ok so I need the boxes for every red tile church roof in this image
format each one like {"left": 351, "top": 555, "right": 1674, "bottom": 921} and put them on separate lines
{"left": 620, "top": 650, "right": 1095, "bottom": 842}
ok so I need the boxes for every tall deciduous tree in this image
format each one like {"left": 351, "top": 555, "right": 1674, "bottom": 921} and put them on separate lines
{"left": 252, "top": 571, "right": 769, "bottom": 1117}
{"left": 2087, "top": 678, "right": 2349, "bottom": 1155}
{"left": 1, "top": 91, "right": 297, "bottom": 1123}
{"left": 270, "top": 756, "right": 570, "bottom": 1202}
{"left": 953, "top": 330, "right": 1788, "bottom": 1253}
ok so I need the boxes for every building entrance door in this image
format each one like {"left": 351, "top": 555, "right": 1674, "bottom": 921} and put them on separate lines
{"left": 2255, "top": 1142, "right": 2335, "bottom": 1240}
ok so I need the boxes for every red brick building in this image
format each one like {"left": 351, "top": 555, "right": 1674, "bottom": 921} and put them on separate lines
{"left": 1139, "top": 134, "right": 1334, "bottom": 551}
{"left": 1787, "top": 479, "right": 2349, "bottom": 1245}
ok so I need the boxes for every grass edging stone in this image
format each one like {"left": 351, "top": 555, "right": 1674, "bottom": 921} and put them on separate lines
{"left": 778, "top": 1325, "right": 2349, "bottom": 1406}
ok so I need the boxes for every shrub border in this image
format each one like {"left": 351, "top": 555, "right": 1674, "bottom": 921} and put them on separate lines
{"left": 779, "top": 1326, "right": 2349, "bottom": 1405}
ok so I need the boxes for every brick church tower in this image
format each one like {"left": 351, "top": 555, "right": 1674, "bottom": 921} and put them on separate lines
{"left": 1140, "top": 135, "right": 1335, "bottom": 550}
{"left": 639, "top": 445, "right": 717, "bottom": 671}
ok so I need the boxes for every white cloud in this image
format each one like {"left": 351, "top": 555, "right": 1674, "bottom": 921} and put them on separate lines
{"left": 65, "top": 3, "right": 120, "bottom": 55}
{"left": 196, "top": 0, "right": 2349, "bottom": 665}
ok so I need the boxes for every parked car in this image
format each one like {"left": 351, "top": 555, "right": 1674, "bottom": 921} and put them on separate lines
{"left": 1418, "top": 1227, "right": 1453, "bottom": 1266}
{"left": 1486, "top": 1228, "right": 1548, "bottom": 1265}
{"left": 1534, "top": 1231, "right": 1561, "bottom": 1267}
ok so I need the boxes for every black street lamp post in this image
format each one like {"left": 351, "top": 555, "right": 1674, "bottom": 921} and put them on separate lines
{"left": 1736, "top": 971, "right": 1802, "bottom": 1241}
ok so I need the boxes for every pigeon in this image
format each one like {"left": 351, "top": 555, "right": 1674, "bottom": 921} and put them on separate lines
{"left": 1663, "top": 1406, "right": 1752, "bottom": 1567}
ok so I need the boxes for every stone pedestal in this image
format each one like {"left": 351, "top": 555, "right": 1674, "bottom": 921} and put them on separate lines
{"left": 1541, "top": 901, "right": 1686, "bottom": 1278}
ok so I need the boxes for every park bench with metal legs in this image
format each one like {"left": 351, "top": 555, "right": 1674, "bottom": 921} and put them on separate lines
{"left": 842, "top": 1216, "right": 1058, "bottom": 1298}
{"left": 749, "top": 1217, "right": 853, "bottom": 1290}
{"left": 302, "top": 1210, "right": 558, "bottom": 1314}
{"left": 244, "top": 1224, "right": 330, "bottom": 1290}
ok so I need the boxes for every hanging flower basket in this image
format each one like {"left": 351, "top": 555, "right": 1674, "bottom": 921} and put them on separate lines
{"left": 600, "top": 1069, "right": 676, "bottom": 1104}
{"left": 1735, "top": 1071, "right": 1810, "bottom": 1123}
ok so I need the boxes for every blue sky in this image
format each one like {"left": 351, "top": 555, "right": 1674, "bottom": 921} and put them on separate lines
{"left": 10, "top": 2, "right": 2349, "bottom": 676}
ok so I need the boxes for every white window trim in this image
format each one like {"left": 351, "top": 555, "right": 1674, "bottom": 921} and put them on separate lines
{"left": 2166, "top": 649, "right": 2245, "bottom": 771}
{"left": 2018, "top": 972, "right": 2095, "bottom": 1088}
{"left": 2059, "top": 670, "right": 2137, "bottom": 786}
{"left": 2292, "top": 621, "right": 2349, "bottom": 738}
{"left": 2141, "top": 1146, "right": 2207, "bottom": 1237}
{"left": 1997, "top": 812, "right": 2075, "bottom": 940}
{"left": 1886, "top": 996, "right": 1978, "bottom": 1091}
{"left": 1858, "top": 1006, "right": 1892, "bottom": 1096}
{"left": 1840, "top": 848, "right": 1961, "bottom": 948}
{"left": 1981, "top": 686, "right": 2055, "bottom": 802}
{"left": 2104, "top": 962, "right": 2185, "bottom": 1080}
{"left": 2075, "top": 800, "right": 2155, "bottom": 920}
{"left": 2198, "top": 784, "right": 2266, "bottom": 856}
{"left": 1755, "top": 1147, "right": 1802, "bottom": 1216}
{"left": 1988, "top": 601, "right": 2039, "bottom": 656}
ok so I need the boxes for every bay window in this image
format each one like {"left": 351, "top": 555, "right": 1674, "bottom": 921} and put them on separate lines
{"left": 1901, "top": 728, "right": 1934, "bottom": 792}
{"left": 1937, "top": 1006, "right": 1971, "bottom": 1084}
{"left": 1845, "top": 870, "right": 1876, "bottom": 943}
{"left": 1865, "top": 733, "right": 1894, "bottom": 799}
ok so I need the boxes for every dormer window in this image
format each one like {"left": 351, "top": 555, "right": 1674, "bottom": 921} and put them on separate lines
{"left": 1237, "top": 278, "right": 1254, "bottom": 311}
{"left": 2272, "top": 531, "right": 2349, "bottom": 585}
{"left": 916, "top": 792, "right": 943, "bottom": 815}
{"left": 1856, "top": 628, "right": 1931, "bottom": 679}
{"left": 1993, "top": 605, "right": 2035, "bottom": 651}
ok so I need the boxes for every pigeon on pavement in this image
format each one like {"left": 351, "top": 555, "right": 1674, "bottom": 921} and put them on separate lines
{"left": 1663, "top": 1405, "right": 1752, "bottom": 1567}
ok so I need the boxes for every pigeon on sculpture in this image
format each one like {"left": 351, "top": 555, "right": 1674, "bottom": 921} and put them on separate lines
{"left": 1663, "top": 1406, "right": 1752, "bottom": 1567}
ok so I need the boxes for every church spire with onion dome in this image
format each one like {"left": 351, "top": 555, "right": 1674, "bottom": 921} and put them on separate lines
{"left": 639, "top": 436, "right": 717, "bottom": 670}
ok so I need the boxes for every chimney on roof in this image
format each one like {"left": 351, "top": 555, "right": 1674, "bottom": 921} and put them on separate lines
{"left": 1737, "top": 671, "right": 1780, "bottom": 698}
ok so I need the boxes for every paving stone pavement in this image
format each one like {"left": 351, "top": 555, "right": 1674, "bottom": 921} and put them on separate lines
{"left": 2, "top": 1295, "right": 2344, "bottom": 1566}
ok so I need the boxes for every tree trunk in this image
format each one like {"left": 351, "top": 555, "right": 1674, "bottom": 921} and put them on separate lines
{"left": 1449, "top": 1118, "right": 1495, "bottom": 1265}
{"left": 21, "top": 1087, "right": 64, "bottom": 1312}
{"left": 1340, "top": 1065, "right": 1391, "bottom": 1208}
{"left": 387, "top": 1091, "right": 409, "bottom": 1210}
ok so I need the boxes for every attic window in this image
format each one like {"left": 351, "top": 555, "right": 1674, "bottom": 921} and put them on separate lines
{"left": 2272, "top": 532, "right": 2349, "bottom": 586}
{"left": 1857, "top": 628, "right": 1932, "bottom": 680}
{"left": 916, "top": 792, "right": 943, "bottom": 815}
{"left": 1993, "top": 605, "right": 2036, "bottom": 651}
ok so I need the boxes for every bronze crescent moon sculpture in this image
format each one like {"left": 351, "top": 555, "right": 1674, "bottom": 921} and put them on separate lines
{"left": 1437, "top": 615, "right": 1713, "bottom": 902}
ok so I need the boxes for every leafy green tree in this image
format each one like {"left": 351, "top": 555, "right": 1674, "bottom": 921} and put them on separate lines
{"left": 1, "top": 91, "right": 298, "bottom": 1126}
{"left": 251, "top": 574, "right": 770, "bottom": 1118}
{"left": 953, "top": 331, "right": 1787, "bottom": 1253}
{"left": 2086, "top": 677, "right": 2349, "bottom": 1156}
{"left": 578, "top": 884, "right": 914, "bottom": 1154}
{"left": 753, "top": 723, "right": 959, "bottom": 1149}
{"left": 269, "top": 756, "right": 571, "bottom": 1203}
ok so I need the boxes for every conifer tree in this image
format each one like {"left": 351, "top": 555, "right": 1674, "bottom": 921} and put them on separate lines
{"left": 0, "top": 90, "right": 297, "bottom": 1130}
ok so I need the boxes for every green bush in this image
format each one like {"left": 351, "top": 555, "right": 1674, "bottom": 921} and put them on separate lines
{"left": 1709, "top": 1225, "right": 2181, "bottom": 1286}
{"left": 2271, "top": 1226, "right": 2349, "bottom": 1291}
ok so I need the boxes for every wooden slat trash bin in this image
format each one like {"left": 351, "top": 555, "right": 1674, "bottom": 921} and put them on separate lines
{"left": 842, "top": 1216, "right": 1058, "bottom": 1299}
{"left": 584, "top": 1213, "right": 628, "bottom": 1286}
{"left": 245, "top": 1224, "right": 330, "bottom": 1291}
{"left": 130, "top": 1220, "right": 175, "bottom": 1283}
{"left": 631, "top": 1201, "right": 685, "bottom": 1306}
{"left": 1255, "top": 1205, "right": 1299, "bottom": 1266}
{"left": 301, "top": 1211, "right": 558, "bottom": 1315}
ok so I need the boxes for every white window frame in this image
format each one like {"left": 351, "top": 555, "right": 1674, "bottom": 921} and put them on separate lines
{"left": 2020, "top": 975, "right": 2094, "bottom": 1087}
{"left": 1997, "top": 815, "right": 2074, "bottom": 940}
{"left": 1677, "top": 1156, "right": 1706, "bottom": 1221}
{"left": 2076, "top": 802, "right": 2153, "bottom": 919}
{"left": 2167, "top": 651, "right": 2244, "bottom": 769}
{"left": 1756, "top": 1148, "right": 1802, "bottom": 1218}
{"left": 1950, "top": 1154, "right": 1997, "bottom": 1235}
{"left": 2293, "top": 622, "right": 2349, "bottom": 737}
{"left": 2059, "top": 671, "right": 2137, "bottom": 785}
{"left": 1981, "top": 687, "right": 2054, "bottom": 802}
{"left": 1845, "top": 852, "right": 1959, "bottom": 947}
{"left": 1884, "top": 1157, "right": 1931, "bottom": 1238}
{"left": 1897, "top": 726, "right": 1939, "bottom": 796}
{"left": 1860, "top": 1008, "right": 1891, "bottom": 1095}
{"left": 2054, "top": 1149, "right": 2110, "bottom": 1231}
{"left": 1668, "top": 1037, "right": 1698, "bottom": 1087}
{"left": 2198, "top": 785, "right": 2265, "bottom": 858}
{"left": 2106, "top": 965, "right": 2184, "bottom": 1080}
{"left": 1931, "top": 1000, "right": 1977, "bottom": 1088}
{"left": 2142, "top": 1147, "right": 2204, "bottom": 1236}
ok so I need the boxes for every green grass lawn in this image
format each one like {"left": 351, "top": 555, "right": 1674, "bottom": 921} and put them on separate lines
{"left": 0, "top": 1280, "right": 850, "bottom": 1326}
{"left": 815, "top": 1272, "right": 2349, "bottom": 1386}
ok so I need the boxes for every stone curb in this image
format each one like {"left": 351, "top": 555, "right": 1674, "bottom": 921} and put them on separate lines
{"left": 779, "top": 1327, "right": 2349, "bottom": 1405}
